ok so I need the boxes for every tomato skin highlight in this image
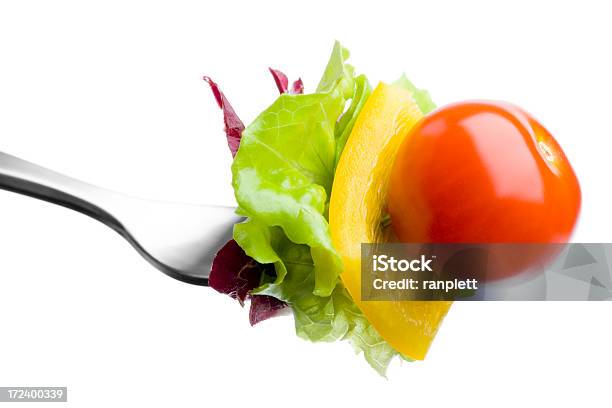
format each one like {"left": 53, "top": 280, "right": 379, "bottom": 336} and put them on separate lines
{"left": 388, "top": 101, "right": 581, "bottom": 279}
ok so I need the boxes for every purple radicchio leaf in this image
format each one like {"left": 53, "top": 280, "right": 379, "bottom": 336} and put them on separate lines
{"left": 290, "top": 78, "right": 304, "bottom": 94}
{"left": 209, "top": 239, "right": 261, "bottom": 306}
{"left": 209, "top": 240, "right": 287, "bottom": 325}
{"left": 268, "top": 67, "right": 304, "bottom": 94}
{"left": 203, "top": 76, "right": 244, "bottom": 157}
{"left": 249, "top": 295, "right": 287, "bottom": 326}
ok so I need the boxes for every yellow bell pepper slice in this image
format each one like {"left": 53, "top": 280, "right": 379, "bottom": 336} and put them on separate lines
{"left": 329, "top": 82, "right": 452, "bottom": 360}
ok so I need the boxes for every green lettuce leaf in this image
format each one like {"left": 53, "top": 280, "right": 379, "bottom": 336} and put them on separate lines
{"left": 236, "top": 222, "right": 397, "bottom": 375}
{"left": 231, "top": 91, "right": 343, "bottom": 296}
{"left": 316, "top": 41, "right": 355, "bottom": 95}
{"left": 393, "top": 73, "right": 436, "bottom": 114}
{"left": 232, "top": 41, "right": 366, "bottom": 297}
{"left": 335, "top": 74, "right": 371, "bottom": 167}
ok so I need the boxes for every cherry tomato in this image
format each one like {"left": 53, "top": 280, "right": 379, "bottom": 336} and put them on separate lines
{"left": 388, "top": 101, "right": 581, "bottom": 280}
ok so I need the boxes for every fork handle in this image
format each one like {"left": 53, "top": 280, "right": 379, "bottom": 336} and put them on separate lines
{"left": 0, "top": 151, "right": 123, "bottom": 231}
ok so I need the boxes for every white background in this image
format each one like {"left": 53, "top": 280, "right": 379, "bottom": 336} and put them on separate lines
{"left": 1, "top": 1, "right": 611, "bottom": 407}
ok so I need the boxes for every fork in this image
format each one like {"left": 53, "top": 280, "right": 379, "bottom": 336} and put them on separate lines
{"left": 0, "top": 151, "right": 242, "bottom": 285}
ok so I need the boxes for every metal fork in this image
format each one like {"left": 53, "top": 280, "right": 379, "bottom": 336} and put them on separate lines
{"left": 0, "top": 151, "right": 241, "bottom": 285}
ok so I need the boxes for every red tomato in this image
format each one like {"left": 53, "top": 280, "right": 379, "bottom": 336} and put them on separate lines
{"left": 388, "top": 101, "right": 581, "bottom": 280}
